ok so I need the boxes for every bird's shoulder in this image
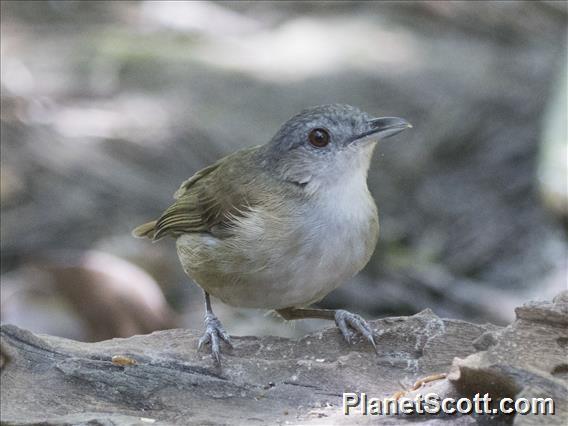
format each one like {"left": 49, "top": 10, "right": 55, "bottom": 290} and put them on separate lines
{"left": 153, "top": 146, "right": 288, "bottom": 239}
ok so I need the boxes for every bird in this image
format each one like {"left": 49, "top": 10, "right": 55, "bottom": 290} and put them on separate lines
{"left": 133, "top": 104, "right": 412, "bottom": 364}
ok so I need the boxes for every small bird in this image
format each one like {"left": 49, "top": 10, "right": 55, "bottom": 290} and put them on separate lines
{"left": 133, "top": 104, "right": 411, "bottom": 364}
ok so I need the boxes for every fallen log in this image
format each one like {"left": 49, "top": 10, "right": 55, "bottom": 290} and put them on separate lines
{"left": 1, "top": 293, "right": 566, "bottom": 425}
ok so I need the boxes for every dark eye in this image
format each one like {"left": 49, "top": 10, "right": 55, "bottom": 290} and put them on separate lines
{"left": 308, "top": 128, "right": 330, "bottom": 148}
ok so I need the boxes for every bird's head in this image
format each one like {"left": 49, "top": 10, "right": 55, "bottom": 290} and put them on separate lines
{"left": 263, "top": 104, "right": 412, "bottom": 190}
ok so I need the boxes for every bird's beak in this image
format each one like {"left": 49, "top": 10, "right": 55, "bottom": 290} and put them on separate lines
{"left": 370, "top": 117, "right": 413, "bottom": 139}
{"left": 352, "top": 117, "right": 413, "bottom": 143}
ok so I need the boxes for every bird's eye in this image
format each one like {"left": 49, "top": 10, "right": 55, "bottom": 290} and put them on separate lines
{"left": 308, "top": 128, "right": 330, "bottom": 148}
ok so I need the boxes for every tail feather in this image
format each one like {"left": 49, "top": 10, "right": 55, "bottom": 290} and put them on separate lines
{"left": 132, "top": 220, "right": 157, "bottom": 239}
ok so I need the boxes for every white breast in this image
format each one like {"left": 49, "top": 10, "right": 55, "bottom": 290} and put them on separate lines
{"left": 178, "top": 158, "right": 379, "bottom": 310}
{"left": 221, "top": 171, "right": 378, "bottom": 309}
{"left": 293, "top": 172, "right": 378, "bottom": 304}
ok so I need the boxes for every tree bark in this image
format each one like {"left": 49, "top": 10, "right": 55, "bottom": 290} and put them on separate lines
{"left": 2, "top": 293, "right": 567, "bottom": 425}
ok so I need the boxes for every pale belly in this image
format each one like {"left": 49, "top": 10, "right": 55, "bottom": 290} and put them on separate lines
{"left": 176, "top": 201, "right": 379, "bottom": 309}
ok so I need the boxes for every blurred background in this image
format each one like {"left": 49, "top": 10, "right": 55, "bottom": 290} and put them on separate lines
{"left": 1, "top": 1, "right": 567, "bottom": 342}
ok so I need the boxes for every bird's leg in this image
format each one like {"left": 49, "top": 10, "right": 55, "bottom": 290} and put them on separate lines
{"left": 276, "top": 307, "right": 376, "bottom": 350}
{"left": 197, "top": 291, "right": 232, "bottom": 365}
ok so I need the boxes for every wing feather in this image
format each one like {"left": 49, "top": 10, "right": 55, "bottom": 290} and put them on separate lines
{"left": 151, "top": 147, "right": 263, "bottom": 240}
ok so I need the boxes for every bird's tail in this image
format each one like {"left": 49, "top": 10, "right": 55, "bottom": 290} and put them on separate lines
{"left": 132, "top": 220, "right": 157, "bottom": 239}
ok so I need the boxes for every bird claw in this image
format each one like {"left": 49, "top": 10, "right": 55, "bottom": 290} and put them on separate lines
{"left": 334, "top": 309, "right": 377, "bottom": 350}
{"left": 198, "top": 313, "right": 232, "bottom": 365}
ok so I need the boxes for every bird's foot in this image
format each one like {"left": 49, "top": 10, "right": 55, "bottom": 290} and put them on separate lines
{"left": 197, "top": 313, "right": 232, "bottom": 365}
{"left": 334, "top": 309, "right": 376, "bottom": 350}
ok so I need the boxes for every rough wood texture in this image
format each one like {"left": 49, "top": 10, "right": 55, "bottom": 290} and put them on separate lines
{"left": 2, "top": 293, "right": 567, "bottom": 425}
